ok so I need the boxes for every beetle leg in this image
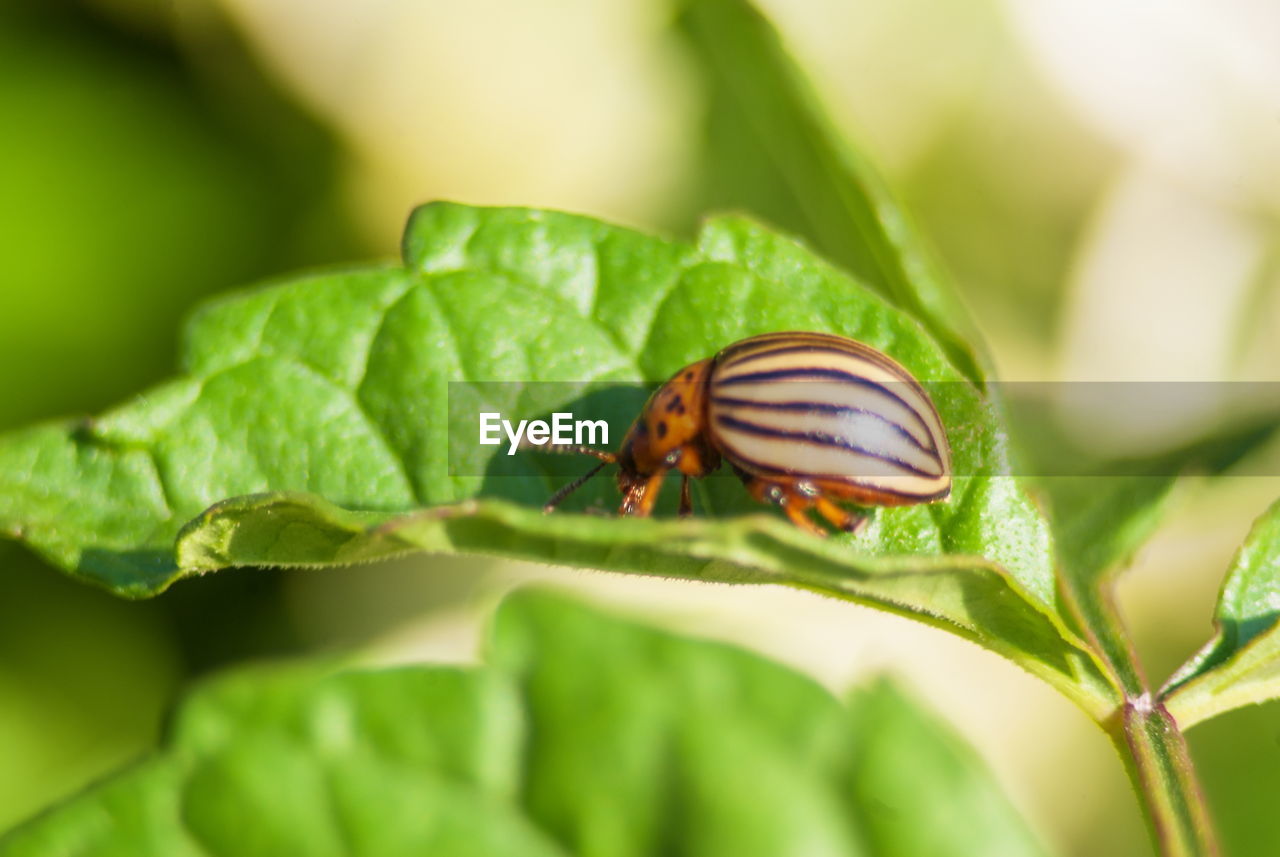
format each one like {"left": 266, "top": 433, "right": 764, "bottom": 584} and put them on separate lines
{"left": 624, "top": 470, "right": 667, "bottom": 518}
{"left": 739, "top": 475, "right": 829, "bottom": 537}
{"left": 781, "top": 501, "right": 827, "bottom": 537}
{"left": 619, "top": 481, "right": 644, "bottom": 516}
{"left": 678, "top": 475, "right": 693, "bottom": 517}
{"left": 814, "top": 495, "right": 867, "bottom": 534}
{"left": 738, "top": 472, "right": 784, "bottom": 506}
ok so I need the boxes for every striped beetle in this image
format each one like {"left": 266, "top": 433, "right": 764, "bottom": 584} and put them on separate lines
{"left": 544, "top": 331, "right": 951, "bottom": 535}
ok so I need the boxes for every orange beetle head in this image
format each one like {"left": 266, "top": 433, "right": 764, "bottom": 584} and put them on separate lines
{"left": 616, "top": 358, "right": 719, "bottom": 483}
{"left": 541, "top": 357, "right": 720, "bottom": 515}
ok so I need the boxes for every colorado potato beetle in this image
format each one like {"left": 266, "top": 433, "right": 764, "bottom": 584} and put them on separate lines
{"left": 543, "top": 331, "right": 951, "bottom": 535}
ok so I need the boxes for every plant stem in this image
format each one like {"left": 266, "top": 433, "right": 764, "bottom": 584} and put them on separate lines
{"left": 1106, "top": 696, "right": 1219, "bottom": 857}
{"left": 1064, "top": 579, "right": 1220, "bottom": 856}
{"left": 1064, "top": 580, "right": 1223, "bottom": 854}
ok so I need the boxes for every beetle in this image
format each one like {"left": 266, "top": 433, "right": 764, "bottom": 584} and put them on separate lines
{"left": 541, "top": 331, "right": 951, "bottom": 536}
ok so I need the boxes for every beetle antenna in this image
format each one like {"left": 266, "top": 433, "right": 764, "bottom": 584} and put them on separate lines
{"left": 526, "top": 442, "right": 616, "bottom": 463}
{"left": 544, "top": 459, "right": 611, "bottom": 513}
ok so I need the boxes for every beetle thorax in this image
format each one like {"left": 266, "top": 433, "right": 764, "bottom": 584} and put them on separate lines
{"left": 616, "top": 358, "right": 719, "bottom": 482}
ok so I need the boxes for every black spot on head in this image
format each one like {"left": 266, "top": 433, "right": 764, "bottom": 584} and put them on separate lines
{"left": 635, "top": 421, "right": 649, "bottom": 437}
{"left": 657, "top": 421, "right": 668, "bottom": 438}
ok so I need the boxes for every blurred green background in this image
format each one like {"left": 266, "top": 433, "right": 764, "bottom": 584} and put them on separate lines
{"left": 1, "top": 1, "right": 1278, "bottom": 855}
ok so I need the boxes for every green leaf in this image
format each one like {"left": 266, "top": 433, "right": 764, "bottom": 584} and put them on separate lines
{"left": 1162, "top": 497, "right": 1280, "bottom": 727}
{"left": 0, "top": 202, "right": 1110, "bottom": 706}
{"left": 844, "top": 678, "right": 1050, "bottom": 857}
{"left": 0, "top": 590, "right": 1048, "bottom": 857}
{"left": 1, "top": 205, "right": 1035, "bottom": 579}
{"left": 173, "top": 492, "right": 1115, "bottom": 717}
{"left": 677, "top": 0, "right": 989, "bottom": 385}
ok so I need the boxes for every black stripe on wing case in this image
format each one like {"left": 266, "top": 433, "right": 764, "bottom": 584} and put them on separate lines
{"left": 718, "top": 342, "right": 901, "bottom": 373}
{"left": 713, "top": 414, "right": 943, "bottom": 478}
{"left": 709, "top": 395, "right": 938, "bottom": 456}
{"left": 712, "top": 367, "right": 935, "bottom": 440}
{"left": 724, "top": 449, "right": 947, "bottom": 500}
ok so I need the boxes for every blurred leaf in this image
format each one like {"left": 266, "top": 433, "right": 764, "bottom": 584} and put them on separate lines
{"left": 677, "top": 0, "right": 988, "bottom": 385}
{"left": 0, "top": 590, "right": 1048, "bottom": 857}
{"left": 1163, "top": 497, "right": 1280, "bottom": 727}
{"left": 1022, "top": 408, "right": 1280, "bottom": 697}
{"left": 1045, "top": 476, "right": 1181, "bottom": 590}
{"left": 0, "top": 660, "right": 563, "bottom": 857}
{"left": 1184, "top": 698, "right": 1280, "bottom": 856}
{"left": 490, "top": 589, "right": 864, "bottom": 857}
{"left": 0, "top": 547, "right": 179, "bottom": 832}
{"left": 1038, "top": 416, "right": 1280, "bottom": 586}
{"left": 0, "top": 3, "right": 352, "bottom": 430}
{"left": 844, "top": 678, "right": 1050, "bottom": 857}
{"left": 175, "top": 492, "right": 1115, "bottom": 715}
